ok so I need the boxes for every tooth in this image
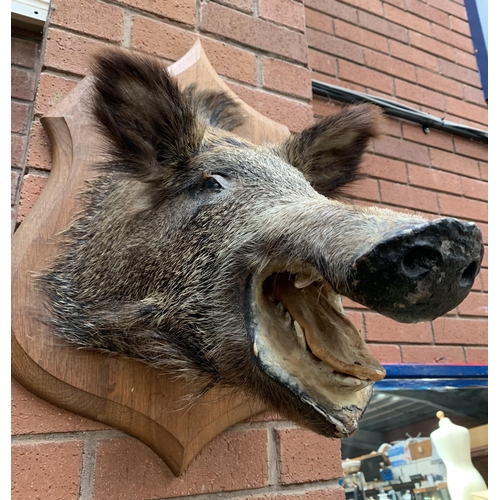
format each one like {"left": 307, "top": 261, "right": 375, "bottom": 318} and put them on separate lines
{"left": 276, "top": 302, "right": 285, "bottom": 315}
{"left": 293, "top": 321, "right": 307, "bottom": 350}
{"left": 294, "top": 269, "right": 322, "bottom": 288}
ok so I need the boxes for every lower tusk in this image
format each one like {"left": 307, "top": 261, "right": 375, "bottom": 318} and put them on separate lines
{"left": 293, "top": 320, "right": 307, "bottom": 350}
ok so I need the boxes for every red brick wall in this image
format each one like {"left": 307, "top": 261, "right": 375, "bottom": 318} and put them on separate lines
{"left": 306, "top": 0, "right": 487, "bottom": 367}
{"left": 11, "top": 0, "right": 487, "bottom": 498}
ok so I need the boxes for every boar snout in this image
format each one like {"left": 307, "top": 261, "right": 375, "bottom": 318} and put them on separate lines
{"left": 343, "top": 217, "right": 483, "bottom": 322}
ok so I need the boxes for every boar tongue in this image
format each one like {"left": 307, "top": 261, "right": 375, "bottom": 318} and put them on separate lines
{"left": 274, "top": 277, "right": 385, "bottom": 381}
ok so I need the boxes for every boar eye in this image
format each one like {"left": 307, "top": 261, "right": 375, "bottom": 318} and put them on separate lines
{"left": 201, "top": 174, "right": 226, "bottom": 190}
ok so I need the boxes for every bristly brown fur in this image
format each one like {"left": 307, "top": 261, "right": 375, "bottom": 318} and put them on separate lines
{"left": 39, "top": 49, "right": 416, "bottom": 438}
{"left": 279, "top": 104, "right": 383, "bottom": 197}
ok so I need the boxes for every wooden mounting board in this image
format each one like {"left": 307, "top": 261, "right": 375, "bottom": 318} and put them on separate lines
{"left": 11, "top": 41, "right": 289, "bottom": 475}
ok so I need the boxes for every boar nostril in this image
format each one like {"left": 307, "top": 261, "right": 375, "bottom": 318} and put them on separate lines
{"left": 401, "top": 246, "right": 442, "bottom": 278}
{"left": 460, "top": 261, "right": 479, "bottom": 287}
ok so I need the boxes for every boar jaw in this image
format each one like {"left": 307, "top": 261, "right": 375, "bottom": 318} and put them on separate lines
{"left": 246, "top": 264, "right": 385, "bottom": 437}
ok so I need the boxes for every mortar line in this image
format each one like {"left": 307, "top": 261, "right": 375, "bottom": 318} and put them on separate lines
{"left": 11, "top": 429, "right": 129, "bottom": 445}
{"left": 121, "top": 9, "right": 134, "bottom": 48}
{"left": 268, "top": 426, "right": 279, "bottom": 486}
{"left": 79, "top": 433, "right": 98, "bottom": 500}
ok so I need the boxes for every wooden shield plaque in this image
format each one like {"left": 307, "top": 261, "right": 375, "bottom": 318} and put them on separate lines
{"left": 11, "top": 41, "right": 290, "bottom": 475}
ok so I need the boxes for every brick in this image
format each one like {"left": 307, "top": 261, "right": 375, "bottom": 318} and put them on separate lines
{"left": 438, "top": 193, "right": 487, "bottom": 222}
{"left": 438, "top": 58, "right": 482, "bottom": 88}
{"left": 260, "top": 0, "right": 305, "bottom": 32}
{"left": 455, "top": 48, "right": 479, "bottom": 72}
{"left": 218, "top": 0, "right": 253, "bottom": 13}
{"left": 12, "top": 171, "right": 20, "bottom": 204}
{"left": 277, "top": 428, "right": 342, "bottom": 484}
{"left": 342, "top": 297, "right": 367, "bottom": 310}
{"left": 306, "top": 29, "right": 364, "bottom": 64}
{"left": 117, "top": 0, "right": 196, "bottom": 24}
{"left": 17, "top": 173, "right": 48, "bottom": 222}
{"left": 11, "top": 441, "right": 83, "bottom": 500}
{"left": 26, "top": 122, "right": 52, "bottom": 170}
{"left": 50, "top": 0, "right": 123, "bottom": 42}
{"left": 311, "top": 71, "right": 366, "bottom": 93}
{"left": 450, "top": 15, "right": 472, "bottom": 37}
{"left": 131, "top": 16, "right": 197, "bottom": 63}
{"left": 432, "top": 23, "right": 474, "bottom": 53}
{"left": 34, "top": 73, "right": 79, "bottom": 117}
{"left": 334, "top": 21, "right": 389, "bottom": 54}
{"left": 93, "top": 431, "right": 268, "bottom": 498}
{"left": 362, "top": 155, "right": 408, "bottom": 183}
{"left": 380, "top": 180, "right": 439, "bottom": 212}
{"left": 429, "top": 0, "right": 467, "bottom": 20}
{"left": 340, "top": 0, "right": 383, "bottom": 16}
{"left": 408, "top": 164, "right": 462, "bottom": 195}
{"left": 409, "top": 31, "right": 455, "bottom": 62}
{"left": 365, "top": 50, "right": 416, "bottom": 81}
{"left": 11, "top": 101, "right": 30, "bottom": 134}
{"left": 357, "top": 10, "right": 409, "bottom": 43}
{"left": 401, "top": 345, "right": 465, "bottom": 363}
{"left": 11, "top": 134, "right": 26, "bottom": 168}
{"left": 389, "top": 40, "right": 439, "bottom": 72}
{"left": 11, "top": 37, "right": 38, "bottom": 68}
{"left": 365, "top": 314, "right": 433, "bottom": 343}
{"left": 200, "top": 37, "right": 257, "bottom": 85}
{"left": 395, "top": 79, "right": 445, "bottom": 111}
{"left": 201, "top": 2, "right": 308, "bottom": 63}
{"left": 343, "top": 177, "right": 380, "bottom": 203}
{"left": 11, "top": 378, "right": 109, "bottom": 434}
{"left": 304, "top": 0, "right": 357, "bottom": 24}
{"left": 465, "top": 347, "right": 488, "bottom": 364}
{"left": 312, "top": 95, "right": 337, "bottom": 118}
{"left": 374, "top": 135, "right": 430, "bottom": 165}
{"left": 445, "top": 96, "right": 488, "bottom": 126}
{"left": 262, "top": 59, "right": 312, "bottom": 100}
{"left": 430, "top": 148, "right": 480, "bottom": 178}
{"left": 478, "top": 268, "right": 488, "bottom": 292}
{"left": 402, "top": 123, "right": 454, "bottom": 152}
{"left": 456, "top": 292, "right": 488, "bottom": 317}
{"left": 338, "top": 60, "right": 393, "bottom": 94}
{"left": 308, "top": 49, "right": 337, "bottom": 77}
{"left": 305, "top": 8, "right": 333, "bottom": 34}
{"left": 227, "top": 82, "right": 313, "bottom": 132}
{"left": 44, "top": 29, "right": 112, "bottom": 77}
{"left": 11, "top": 67, "right": 36, "bottom": 100}
{"left": 384, "top": 4, "right": 433, "bottom": 36}
{"left": 482, "top": 244, "right": 488, "bottom": 268}
{"left": 433, "top": 317, "right": 487, "bottom": 345}
{"left": 416, "top": 67, "right": 463, "bottom": 98}
{"left": 463, "top": 84, "right": 487, "bottom": 105}
{"left": 479, "top": 162, "right": 487, "bottom": 181}
{"left": 461, "top": 177, "right": 487, "bottom": 201}
{"left": 367, "top": 343, "right": 402, "bottom": 363}
{"left": 405, "top": 0, "right": 449, "bottom": 27}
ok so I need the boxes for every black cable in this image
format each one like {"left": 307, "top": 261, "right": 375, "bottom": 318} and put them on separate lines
{"left": 312, "top": 80, "right": 488, "bottom": 144}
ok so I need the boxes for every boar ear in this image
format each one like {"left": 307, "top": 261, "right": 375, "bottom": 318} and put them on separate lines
{"left": 91, "top": 51, "right": 205, "bottom": 183}
{"left": 280, "top": 104, "right": 383, "bottom": 197}
{"left": 182, "top": 84, "right": 245, "bottom": 132}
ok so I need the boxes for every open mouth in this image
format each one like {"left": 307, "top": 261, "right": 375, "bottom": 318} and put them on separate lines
{"left": 247, "top": 263, "right": 386, "bottom": 436}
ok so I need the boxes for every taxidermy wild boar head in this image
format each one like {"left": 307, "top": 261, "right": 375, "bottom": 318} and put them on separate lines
{"left": 39, "top": 51, "right": 483, "bottom": 438}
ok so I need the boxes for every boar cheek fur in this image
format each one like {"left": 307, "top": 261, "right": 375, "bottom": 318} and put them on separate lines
{"left": 39, "top": 51, "right": 388, "bottom": 437}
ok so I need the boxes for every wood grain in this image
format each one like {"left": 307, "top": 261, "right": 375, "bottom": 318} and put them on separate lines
{"left": 11, "top": 41, "right": 289, "bottom": 475}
